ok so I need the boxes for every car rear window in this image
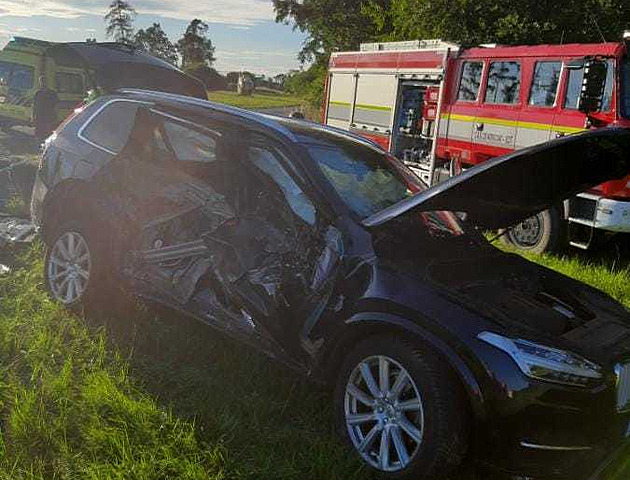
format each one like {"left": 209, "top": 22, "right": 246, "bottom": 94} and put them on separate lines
{"left": 457, "top": 61, "right": 483, "bottom": 101}
{"left": 529, "top": 61, "right": 562, "bottom": 107}
{"left": 485, "top": 61, "right": 521, "bottom": 104}
{"left": 81, "top": 101, "right": 140, "bottom": 154}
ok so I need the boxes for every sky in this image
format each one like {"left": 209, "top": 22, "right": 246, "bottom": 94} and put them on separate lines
{"left": 0, "top": 0, "right": 307, "bottom": 76}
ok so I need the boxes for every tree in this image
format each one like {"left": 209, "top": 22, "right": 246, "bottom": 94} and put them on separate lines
{"left": 273, "top": 0, "right": 389, "bottom": 62}
{"left": 105, "top": 0, "right": 136, "bottom": 44}
{"left": 177, "top": 19, "right": 216, "bottom": 69}
{"left": 134, "top": 23, "right": 178, "bottom": 65}
{"left": 364, "top": 0, "right": 630, "bottom": 46}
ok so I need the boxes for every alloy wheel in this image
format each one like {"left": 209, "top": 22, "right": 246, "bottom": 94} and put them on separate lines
{"left": 47, "top": 231, "right": 92, "bottom": 305}
{"left": 344, "top": 355, "right": 425, "bottom": 472}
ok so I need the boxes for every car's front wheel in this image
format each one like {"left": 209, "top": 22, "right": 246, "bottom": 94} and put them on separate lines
{"left": 335, "top": 336, "right": 468, "bottom": 479}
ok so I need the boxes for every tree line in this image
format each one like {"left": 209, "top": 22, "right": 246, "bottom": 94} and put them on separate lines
{"left": 273, "top": 0, "right": 630, "bottom": 104}
{"left": 105, "top": 0, "right": 222, "bottom": 88}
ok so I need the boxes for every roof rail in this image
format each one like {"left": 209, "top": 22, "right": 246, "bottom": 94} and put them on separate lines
{"left": 360, "top": 39, "right": 460, "bottom": 52}
{"left": 10, "top": 36, "right": 53, "bottom": 48}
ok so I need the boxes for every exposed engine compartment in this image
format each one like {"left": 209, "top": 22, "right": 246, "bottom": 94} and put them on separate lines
{"left": 427, "top": 252, "right": 630, "bottom": 362}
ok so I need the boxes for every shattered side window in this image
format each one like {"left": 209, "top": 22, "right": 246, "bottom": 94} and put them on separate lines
{"left": 248, "top": 147, "right": 317, "bottom": 226}
{"left": 163, "top": 121, "right": 220, "bottom": 163}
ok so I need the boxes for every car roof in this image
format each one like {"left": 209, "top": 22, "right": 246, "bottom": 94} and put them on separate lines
{"left": 116, "top": 89, "right": 384, "bottom": 152}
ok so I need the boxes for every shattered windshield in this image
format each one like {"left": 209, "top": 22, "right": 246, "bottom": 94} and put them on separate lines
{"left": 306, "top": 142, "right": 420, "bottom": 218}
{"left": 305, "top": 140, "right": 464, "bottom": 237}
{"left": 622, "top": 58, "right": 630, "bottom": 118}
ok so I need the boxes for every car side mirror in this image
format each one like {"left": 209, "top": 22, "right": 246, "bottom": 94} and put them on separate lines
{"left": 579, "top": 59, "right": 608, "bottom": 114}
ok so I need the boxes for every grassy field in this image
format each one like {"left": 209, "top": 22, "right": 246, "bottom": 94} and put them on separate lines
{"left": 0, "top": 241, "right": 629, "bottom": 479}
{"left": 207, "top": 90, "right": 302, "bottom": 110}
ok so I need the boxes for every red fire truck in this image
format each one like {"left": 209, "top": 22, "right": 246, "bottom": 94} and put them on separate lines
{"left": 323, "top": 37, "right": 630, "bottom": 253}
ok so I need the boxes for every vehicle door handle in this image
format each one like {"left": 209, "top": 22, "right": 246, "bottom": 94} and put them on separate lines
{"left": 475, "top": 122, "right": 484, "bottom": 131}
{"left": 555, "top": 131, "right": 566, "bottom": 139}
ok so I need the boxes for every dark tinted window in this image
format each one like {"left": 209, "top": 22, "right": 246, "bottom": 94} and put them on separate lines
{"left": 82, "top": 101, "right": 140, "bottom": 153}
{"left": 0, "top": 61, "right": 34, "bottom": 90}
{"left": 485, "top": 61, "right": 521, "bottom": 104}
{"left": 457, "top": 61, "right": 483, "bottom": 101}
{"left": 529, "top": 62, "right": 561, "bottom": 107}
{"left": 565, "top": 59, "right": 614, "bottom": 111}
{"left": 162, "top": 121, "right": 219, "bottom": 163}
{"left": 56, "top": 72, "right": 84, "bottom": 94}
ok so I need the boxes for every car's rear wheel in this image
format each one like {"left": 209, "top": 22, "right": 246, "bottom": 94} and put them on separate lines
{"left": 335, "top": 336, "right": 468, "bottom": 479}
{"left": 46, "top": 230, "right": 92, "bottom": 306}
{"left": 44, "top": 220, "right": 119, "bottom": 311}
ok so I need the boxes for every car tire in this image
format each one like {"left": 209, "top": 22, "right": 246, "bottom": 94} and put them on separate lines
{"left": 334, "top": 335, "right": 468, "bottom": 479}
{"left": 500, "top": 207, "right": 567, "bottom": 254}
{"left": 44, "top": 219, "right": 119, "bottom": 312}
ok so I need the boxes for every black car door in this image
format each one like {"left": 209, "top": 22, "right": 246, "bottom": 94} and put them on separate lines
{"left": 200, "top": 137, "right": 345, "bottom": 364}
{"left": 101, "top": 108, "right": 344, "bottom": 363}
{"left": 97, "top": 107, "right": 237, "bottom": 308}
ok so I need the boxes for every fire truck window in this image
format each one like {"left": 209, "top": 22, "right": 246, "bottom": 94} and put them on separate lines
{"left": 565, "top": 59, "right": 614, "bottom": 111}
{"left": 564, "top": 68, "right": 583, "bottom": 110}
{"left": 601, "top": 59, "right": 615, "bottom": 112}
{"left": 529, "top": 62, "right": 561, "bottom": 107}
{"left": 485, "top": 61, "right": 521, "bottom": 104}
{"left": 457, "top": 61, "right": 483, "bottom": 101}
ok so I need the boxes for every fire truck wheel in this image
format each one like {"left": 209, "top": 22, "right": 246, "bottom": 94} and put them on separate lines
{"left": 500, "top": 207, "right": 567, "bottom": 254}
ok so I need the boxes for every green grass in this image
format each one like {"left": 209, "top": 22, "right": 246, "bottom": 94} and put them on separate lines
{"left": 0, "top": 245, "right": 368, "bottom": 480}
{"left": 1, "top": 240, "right": 630, "bottom": 479}
{"left": 207, "top": 90, "right": 302, "bottom": 110}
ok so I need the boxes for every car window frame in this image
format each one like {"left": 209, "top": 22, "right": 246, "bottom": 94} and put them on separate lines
{"left": 77, "top": 99, "right": 153, "bottom": 155}
{"left": 483, "top": 60, "right": 522, "bottom": 105}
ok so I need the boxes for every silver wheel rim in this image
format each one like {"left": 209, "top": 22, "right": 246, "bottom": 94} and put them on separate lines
{"left": 47, "top": 231, "right": 91, "bottom": 305}
{"left": 508, "top": 213, "right": 544, "bottom": 247}
{"left": 344, "top": 355, "right": 425, "bottom": 472}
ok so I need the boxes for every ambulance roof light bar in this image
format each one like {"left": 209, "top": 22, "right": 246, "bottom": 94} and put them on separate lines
{"left": 360, "top": 39, "right": 460, "bottom": 52}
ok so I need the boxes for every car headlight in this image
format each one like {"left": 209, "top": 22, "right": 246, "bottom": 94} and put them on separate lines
{"left": 478, "top": 332, "right": 603, "bottom": 387}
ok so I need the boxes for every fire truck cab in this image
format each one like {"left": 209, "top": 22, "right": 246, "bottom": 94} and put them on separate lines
{"left": 324, "top": 37, "right": 630, "bottom": 253}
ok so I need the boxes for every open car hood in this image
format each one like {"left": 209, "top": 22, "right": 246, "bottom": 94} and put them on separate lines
{"left": 364, "top": 127, "right": 630, "bottom": 230}
{"left": 46, "top": 43, "right": 207, "bottom": 99}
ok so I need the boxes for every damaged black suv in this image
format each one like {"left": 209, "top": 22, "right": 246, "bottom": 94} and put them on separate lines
{"left": 32, "top": 89, "right": 630, "bottom": 480}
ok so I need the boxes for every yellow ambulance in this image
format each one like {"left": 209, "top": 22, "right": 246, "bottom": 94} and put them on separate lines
{"left": 0, "top": 36, "right": 86, "bottom": 128}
